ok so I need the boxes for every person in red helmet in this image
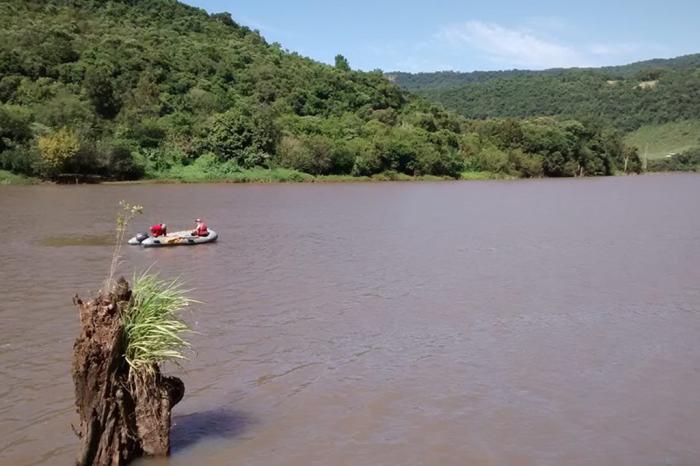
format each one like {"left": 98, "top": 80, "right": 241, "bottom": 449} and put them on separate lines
{"left": 150, "top": 223, "right": 167, "bottom": 237}
{"left": 192, "top": 218, "right": 209, "bottom": 237}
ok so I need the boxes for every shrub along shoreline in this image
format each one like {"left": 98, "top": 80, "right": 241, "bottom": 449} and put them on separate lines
{"left": 106, "top": 170, "right": 508, "bottom": 185}
{"left": 0, "top": 169, "right": 38, "bottom": 184}
{"left": 5, "top": 146, "right": 697, "bottom": 186}
{"left": 0, "top": 165, "right": 510, "bottom": 185}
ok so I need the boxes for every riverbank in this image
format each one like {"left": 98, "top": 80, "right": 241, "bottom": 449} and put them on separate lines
{"left": 3, "top": 168, "right": 690, "bottom": 186}
{"left": 102, "top": 169, "right": 511, "bottom": 185}
{"left": 133, "top": 165, "right": 501, "bottom": 183}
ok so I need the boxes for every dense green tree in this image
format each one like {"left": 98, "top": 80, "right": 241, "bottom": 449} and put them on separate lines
{"left": 84, "top": 66, "right": 121, "bottom": 119}
{"left": 335, "top": 54, "right": 351, "bottom": 72}
{"left": 0, "top": 105, "right": 32, "bottom": 152}
{"left": 205, "top": 107, "right": 278, "bottom": 167}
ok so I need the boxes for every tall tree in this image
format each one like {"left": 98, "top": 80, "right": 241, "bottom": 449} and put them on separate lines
{"left": 335, "top": 54, "right": 350, "bottom": 72}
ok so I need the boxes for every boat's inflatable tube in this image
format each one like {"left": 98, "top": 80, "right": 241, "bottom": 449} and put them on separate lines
{"left": 128, "top": 232, "right": 149, "bottom": 245}
{"left": 128, "top": 230, "right": 218, "bottom": 247}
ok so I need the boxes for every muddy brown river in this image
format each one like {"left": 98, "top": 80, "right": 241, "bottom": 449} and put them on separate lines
{"left": 1, "top": 174, "right": 699, "bottom": 465}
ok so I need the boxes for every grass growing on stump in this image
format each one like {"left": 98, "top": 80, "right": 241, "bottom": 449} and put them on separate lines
{"left": 121, "top": 273, "right": 194, "bottom": 457}
{"left": 123, "top": 272, "right": 195, "bottom": 374}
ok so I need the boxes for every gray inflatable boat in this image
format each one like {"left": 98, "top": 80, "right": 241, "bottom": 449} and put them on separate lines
{"left": 128, "top": 230, "right": 218, "bottom": 248}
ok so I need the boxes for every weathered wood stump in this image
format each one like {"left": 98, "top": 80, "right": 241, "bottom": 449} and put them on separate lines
{"left": 71, "top": 278, "right": 184, "bottom": 466}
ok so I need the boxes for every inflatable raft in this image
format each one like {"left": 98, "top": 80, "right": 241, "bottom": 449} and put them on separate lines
{"left": 128, "top": 230, "right": 218, "bottom": 248}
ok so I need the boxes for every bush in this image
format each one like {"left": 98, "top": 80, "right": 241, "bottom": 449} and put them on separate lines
{"left": 647, "top": 147, "right": 700, "bottom": 172}
{"left": 35, "top": 91, "right": 92, "bottom": 129}
{"left": 135, "top": 147, "right": 188, "bottom": 177}
{"left": 542, "top": 150, "right": 574, "bottom": 177}
{"left": 415, "top": 147, "right": 464, "bottom": 178}
{"left": 84, "top": 66, "right": 121, "bottom": 119}
{"left": 329, "top": 140, "right": 356, "bottom": 174}
{"left": 351, "top": 153, "right": 382, "bottom": 176}
{"left": 100, "top": 140, "right": 144, "bottom": 180}
{"left": 277, "top": 135, "right": 332, "bottom": 175}
{"left": 37, "top": 127, "right": 80, "bottom": 176}
{"left": 0, "top": 147, "right": 39, "bottom": 175}
{"left": 508, "top": 149, "right": 544, "bottom": 178}
{"left": 124, "top": 118, "right": 167, "bottom": 148}
{"left": 378, "top": 129, "right": 421, "bottom": 174}
{"left": 467, "top": 145, "right": 510, "bottom": 174}
{"left": 0, "top": 104, "right": 33, "bottom": 152}
{"left": 621, "top": 146, "right": 642, "bottom": 174}
{"left": 205, "top": 106, "right": 279, "bottom": 167}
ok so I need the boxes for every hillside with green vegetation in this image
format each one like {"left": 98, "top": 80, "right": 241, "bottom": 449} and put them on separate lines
{"left": 389, "top": 55, "right": 700, "bottom": 132}
{"left": 0, "top": 0, "right": 641, "bottom": 182}
{"left": 624, "top": 120, "right": 700, "bottom": 159}
{"left": 388, "top": 54, "right": 700, "bottom": 91}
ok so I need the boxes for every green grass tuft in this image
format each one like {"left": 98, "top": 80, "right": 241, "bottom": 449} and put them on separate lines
{"left": 122, "top": 272, "right": 195, "bottom": 374}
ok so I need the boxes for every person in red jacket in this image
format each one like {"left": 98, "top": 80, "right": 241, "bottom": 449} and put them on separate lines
{"left": 150, "top": 223, "right": 167, "bottom": 237}
{"left": 192, "top": 218, "right": 209, "bottom": 237}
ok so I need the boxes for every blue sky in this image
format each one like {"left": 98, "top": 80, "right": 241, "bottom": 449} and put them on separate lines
{"left": 183, "top": 0, "right": 700, "bottom": 72}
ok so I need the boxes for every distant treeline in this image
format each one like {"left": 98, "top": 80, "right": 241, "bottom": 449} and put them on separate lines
{"left": 0, "top": 0, "right": 640, "bottom": 181}
{"left": 389, "top": 55, "right": 700, "bottom": 132}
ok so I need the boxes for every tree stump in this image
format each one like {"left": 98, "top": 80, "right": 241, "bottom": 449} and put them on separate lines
{"left": 71, "top": 278, "right": 184, "bottom": 465}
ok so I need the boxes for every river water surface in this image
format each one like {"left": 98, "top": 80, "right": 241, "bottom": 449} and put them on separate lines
{"left": 1, "top": 174, "right": 699, "bottom": 465}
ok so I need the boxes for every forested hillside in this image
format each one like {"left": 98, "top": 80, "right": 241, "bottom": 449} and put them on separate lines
{"left": 0, "top": 0, "right": 641, "bottom": 181}
{"left": 389, "top": 55, "right": 700, "bottom": 131}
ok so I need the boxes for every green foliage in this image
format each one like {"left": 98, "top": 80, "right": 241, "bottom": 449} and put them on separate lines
{"left": 205, "top": 107, "right": 278, "bottom": 167}
{"left": 35, "top": 91, "right": 92, "bottom": 129}
{"left": 460, "top": 170, "right": 512, "bottom": 180}
{"left": 335, "top": 54, "right": 350, "bottom": 72}
{"left": 123, "top": 272, "right": 194, "bottom": 374}
{"left": 0, "top": 104, "right": 32, "bottom": 152}
{"left": 465, "top": 145, "right": 510, "bottom": 174}
{"left": 0, "top": 147, "right": 39, "bottom": 175}
{"left": 98, "top": 139, "right": 145, "bottom": 180}
{"left": 0, "top": 0, "right": 643, "bottom": 181}
{"left": 122, "top": 118, "right": 167, "bottom": 149}
{"left": 624, "top": 120, "right": 700, "bottom": 159}
{"left": 84, "top": 66, "right": 121, "bottom": 119}
{"left": 278, "top": 135, "right": 330, "bottom": 175}
{"left": 647, "top": 147, "right": 700, "bottom": 172}
{"left": 0, "top": 168, "right": 38, "bottom": 184}
{"left": 147, "top": 152, "right": 315, "bottom": 182}
{"left": 135, "top": 146, "right": 188, "bottom": 176}
{"left": 461, "top": 117, "right": 636, "bottom": 177}
{"left": 394, "top": 55, "right": 700, "bottom": 132}
{"left": 37, "top": 127, "right": 80, "bottom": 175}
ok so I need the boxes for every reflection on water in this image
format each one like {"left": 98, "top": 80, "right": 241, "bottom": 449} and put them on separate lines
{"left": 1, "top": 174, "right": 699, "bottom": 466}
{"left": 170, "top": 409, "right": 256, "bottom": 453}
{"left": 39, "top": 234, "right": 114, "bottom": 247}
